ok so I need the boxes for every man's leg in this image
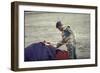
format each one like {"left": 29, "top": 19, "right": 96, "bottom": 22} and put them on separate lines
{"left": 66, "top": 44, "right": 77, "bottom": 59}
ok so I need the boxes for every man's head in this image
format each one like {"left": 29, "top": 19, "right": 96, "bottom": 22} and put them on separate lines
{"left": 56, "top": 21, "right": 63, "bottom": 31}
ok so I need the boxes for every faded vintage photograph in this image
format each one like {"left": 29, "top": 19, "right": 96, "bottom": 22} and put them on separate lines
{"left": 24, "top": 11, "right": 90, "bottom": 61}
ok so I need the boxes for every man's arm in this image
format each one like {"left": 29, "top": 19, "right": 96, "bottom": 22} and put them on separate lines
{"left": 56, "top": 43, "right": 63, "bottom": 48}
{"left": 56, "top": 37, "right": 70, "bottom": 48}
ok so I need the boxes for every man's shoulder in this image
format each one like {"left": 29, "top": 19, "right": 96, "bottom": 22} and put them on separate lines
{"left": 63, "top": 26, "right": 68, "bottom": 31}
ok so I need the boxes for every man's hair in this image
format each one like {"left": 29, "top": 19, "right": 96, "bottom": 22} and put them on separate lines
{"left": 56, "top": 21, "right": 62, "bottom": 28}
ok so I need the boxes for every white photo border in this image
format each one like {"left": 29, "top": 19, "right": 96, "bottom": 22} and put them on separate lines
{"left": 18, "top": 5, "right": 96, "bottom": 68}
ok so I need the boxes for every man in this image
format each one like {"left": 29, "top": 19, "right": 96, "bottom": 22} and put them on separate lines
{"left": 56, "top": 21, "right": 77, "bottom": 59}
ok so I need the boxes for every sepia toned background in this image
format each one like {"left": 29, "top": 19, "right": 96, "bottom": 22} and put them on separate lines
{"left": 24, "top": 11, "right": 90, "bottom": 59}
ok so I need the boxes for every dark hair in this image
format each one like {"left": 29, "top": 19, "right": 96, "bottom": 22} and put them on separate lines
{"left": 56, "top": 21, "right": 62, "bottom": 28}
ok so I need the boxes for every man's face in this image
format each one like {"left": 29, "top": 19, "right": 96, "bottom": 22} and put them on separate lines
{"left": 57, "top": 25, "right": 63, "bottom": 31}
